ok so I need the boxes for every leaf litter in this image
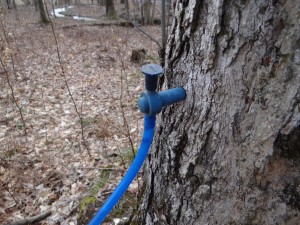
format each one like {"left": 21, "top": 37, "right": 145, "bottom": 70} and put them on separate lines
{"left": 0, "top": 4, "right": 160, "bottom": 224}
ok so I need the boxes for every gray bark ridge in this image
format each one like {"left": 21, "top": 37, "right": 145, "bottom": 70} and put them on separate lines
{"left": 136, "top": 0, "right": 300, "bottom": 224}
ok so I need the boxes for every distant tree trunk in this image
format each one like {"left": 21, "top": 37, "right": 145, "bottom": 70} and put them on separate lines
{"left": 98, "top": 0, "right": 105, "bottom": 6}
{"left": 124, "top": 0, "right": 129, "bottom": 18}
{"left": 134, "top": 0, "right": 300, "bottom": 224}
{"left": 34, "top": 0, "right": 38, "bottom": 11}
{"left": 6, "top": 0, "right": 12, "bottom": 9}
{"left": 65, "top": 0, "right": 71, "bottom": 6}
{"left": 0, "top": 0, "right": 4, "bottom": 14}
{"left": 12, "top": 0, "right": 19, "bottom": 20}
{"left": 106, "top": 0, "right": 116, "bottom": 19}
{"left": 22, "top": 0, "right": 32, "bottom": 5}
{"left": 120, "top": 0, "right": 124, "bottom": 3}
{"left": 151, "top": 0, "right": 156, "bottom": 23}
{"left": 0, "top": 0, "right": 3, "bottom": 12}
{"left": 141, "top": 0, "right": 152, "bottom": 25}
{"left": 38, "top": 0, "right": 49, "bottom": 24}
{"left": 12, "top": 0, "right": 16, "bottom": 9}
{"left": 132, "top": 0, "right": 140, "bottom": 22}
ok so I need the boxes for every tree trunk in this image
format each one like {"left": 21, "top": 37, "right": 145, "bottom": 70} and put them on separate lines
{"left": 106, "top": 0, "right": 116, "bottom": 19}
{"left": 38, "top": 0, "right": 49, "bottom": 24}
{"left": 0, "top": 0, "right": 3, "bottom": 14}
{"left": 98, "top": 0, "right": 105, "bottom": 6}
{"left": 34, "top": 0, "right": 38, "bottom": 11}
{"left": 141, "top": 0, "right": 152, "bottom": 25}
{"left": 124, "top": 0, "right": 129, "bottom": 18}
{"left": 6, "top": 0, "right": 12, "bottom": 9}
{"left": 135, "top": 0, "right": 300, "bottom": 224}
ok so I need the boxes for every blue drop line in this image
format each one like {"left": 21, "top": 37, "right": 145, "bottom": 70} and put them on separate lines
{"left": 89, "top": 115, "right": 156, "bottom": 225}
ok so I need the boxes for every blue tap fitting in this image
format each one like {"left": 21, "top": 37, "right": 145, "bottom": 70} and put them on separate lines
{"left": 141, "top": 63, "right": 163, "bottom": 91}
{"left": 139, "top": 64, "right": 186, "bottom": 115}
{"left": 88, "top": 64, "right": 186, "bottom": 225}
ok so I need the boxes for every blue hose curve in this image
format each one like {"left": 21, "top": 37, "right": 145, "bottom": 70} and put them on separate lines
{"left": 88, "top": 115, "right": 156, "bottom": 225}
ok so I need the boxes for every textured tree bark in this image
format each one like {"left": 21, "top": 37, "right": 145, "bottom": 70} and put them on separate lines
{"left": 134, "top": 0, "right": 300, "bottom": 224}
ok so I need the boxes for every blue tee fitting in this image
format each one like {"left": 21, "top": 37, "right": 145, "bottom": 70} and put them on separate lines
{"left": 88, "top": 64, "right": 187, "bottom": 225}
{"left": 139, "top": 64, "right": 186, "bottom": 115}
{"left": 141, "top": 64, "right": 163, "bottom": 91}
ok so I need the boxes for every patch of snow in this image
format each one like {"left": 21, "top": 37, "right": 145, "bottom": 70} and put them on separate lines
{"left": 113, "top": 217, "right": 129, "bottom": 224}
{"left": 73, "top": 16, "right": 96, "bottom": 21}
{"left": 51, "top": 6, "right": 95, "bottom": 21}
{"left": 51, "top": 7, "right": 66, "bottom": 18}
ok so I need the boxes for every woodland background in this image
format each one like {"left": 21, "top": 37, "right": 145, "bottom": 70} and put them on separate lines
{"left": 0, "top": 0, "right": 168, "bottom": 224}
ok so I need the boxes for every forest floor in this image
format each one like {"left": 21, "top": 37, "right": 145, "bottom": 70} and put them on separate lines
{"left": 0, "top": 2, "right": 161, "bottom": 225}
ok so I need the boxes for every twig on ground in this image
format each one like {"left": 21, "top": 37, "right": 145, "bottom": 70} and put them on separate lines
{"left": 61, "top": 21, "right": 133, "bottom": 29}
{"left": 78, "top": 166, "right": 125, "bottom": 171}
{"left": 6, "top": 210, "right": 52, "bottom": 225}
{"left": 0, "top": 156, "right": 32, "bottom": 163}
{"left": 5, "top": 187, "right": 19, "bottom": 206}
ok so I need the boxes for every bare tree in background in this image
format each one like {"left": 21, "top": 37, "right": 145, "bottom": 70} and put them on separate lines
{"left": 106, "top": 0, "right": 116, "bottom": 19}
{"left": 134, "top": 0, "right": 300, "bottom": 224}
{"left": 6, "top": 0, "right": 13, "bottom": 9}
{"left": 38, "top": 0, "right": 49, "bottom": 24}
{"left": 141, "top": 0, "right": 152, "bottom": 25}
{"left": 120, "top": 0, "right": 129, "bottom": 18}
{"left": 33, "top": 0, "right": 38, "bottom": 11}
{"left": 98, "top": 0, "right": 105, "bottom": 6}
{"left": 5, "top": 0, "right": 17, "bottom": 10}
{"left": 123, "top": 0, "right": 129, "bottom": 19}
{"left": 0, "top": 0, "right": 4, "bottom": 13}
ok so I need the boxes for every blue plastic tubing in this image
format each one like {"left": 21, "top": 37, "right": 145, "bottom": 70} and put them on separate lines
{"left": 88, "top": 115, "right": 156, "bottom": 225}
